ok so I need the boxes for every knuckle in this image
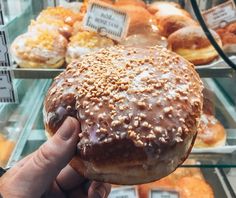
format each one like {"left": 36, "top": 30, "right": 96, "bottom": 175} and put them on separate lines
{"left": 32, "top": 144, "right": 55, "bottom": 170}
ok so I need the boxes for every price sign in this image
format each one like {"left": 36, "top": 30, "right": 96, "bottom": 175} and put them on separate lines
{"left": 150, "top": 189, "right": 179, "bottom": 198}
{"left": 202, "top": 0, "right": 236, "bottom": 29}
{"left": 83, "top": 0, "right": 130, "bottom": 41}
{"left": 0, "top": 70, "right": 16, "bottom": 103}
{"left": 0, "top": 31, "right": 11, "bottom": 67}
{"left": 109, "top": 186, "right": 138, "bottom": 198}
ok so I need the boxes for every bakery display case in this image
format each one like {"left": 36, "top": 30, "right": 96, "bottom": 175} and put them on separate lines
{"left": 1, "top": 0, "right": 236, "bottom": 197}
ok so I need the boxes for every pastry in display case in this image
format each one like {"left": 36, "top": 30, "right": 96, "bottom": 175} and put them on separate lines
{"left": 10, "top": 0, "right": 231, "bottom": 69}
{"left": 167, "top": 26, "right": 222, "bottom": 65}
{"left": 0, "top": 0, "right": 236, "bottom": 197}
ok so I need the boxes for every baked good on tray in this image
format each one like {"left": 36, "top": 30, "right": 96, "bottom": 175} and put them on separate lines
{"left": 66, "top": 31, "right": 115, "bottom": 63}
{"left": 37, "top": 6, "right": 82, "bottom": 27}
{"left": 44, "top": 46, "right": 203, "bottom": 184}
{"left": 29, "top": 18, "right": 73, "bottom": 39}
{"left": 148, "top": 1, "right": 197, "bottom": 37}
{"left": 178, "top": 177, "right": 214, "bottom": 198}
{"left": 115, "top": 5, "right": 157, "bottom": 35}
{"left": 216, "top": 22, "right": 236, "bottom": 53}
{"left": 11, "top": 29, "right": 68, "bottom": 68}
{"left": 194, "top": 113, "right": 226, "bottom": 148}
{"left": 158, "top": 15, "right": 198, "bottom": 37}
{"left": 138, "top": 160, "right": 213, "bottom": 198}
{"left": 168, "top": 26, "right": 222, "bottom": 65}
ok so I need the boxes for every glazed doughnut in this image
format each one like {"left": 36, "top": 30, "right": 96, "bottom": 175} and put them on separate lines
{"left": 37, "top": 7, "right": 82, "bottom": 27}
{"left": 168, "top": 26, "right": 222, "bottom": 65}
{"left": 44, "top": 46, "right": 203, "bottom": 185}
{"left": 158, "top": 15, "right": 198, "bottom": 37}
{"left": 66, "top": 31, "right": 115, "bottom": 63}
{"left": 194, "top": 113, "right": 226, "bottom": 148}
{"left": 11, "top": 30, "right": 67, "bottom": 68}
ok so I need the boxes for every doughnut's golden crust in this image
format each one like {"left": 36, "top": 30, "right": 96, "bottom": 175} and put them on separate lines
{"left": 159, "top": 16, "right": 198, "bottom": 37}
{"left": 168, "top": 26, "right": 222, "bottom": 65}
{"left": 44, "top": 46, "right": 203, "bottom": 184}
{"left": 168, "top": 26, "right": 221, "bottom": 50}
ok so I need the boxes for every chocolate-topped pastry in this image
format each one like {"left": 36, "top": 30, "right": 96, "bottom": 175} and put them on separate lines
{"left": 44, "top": 46, "right": 203, "bottom": 185}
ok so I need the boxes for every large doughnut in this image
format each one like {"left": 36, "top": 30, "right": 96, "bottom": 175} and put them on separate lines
{"left": 44, "top": 46, "right": 203, "bottom": 184}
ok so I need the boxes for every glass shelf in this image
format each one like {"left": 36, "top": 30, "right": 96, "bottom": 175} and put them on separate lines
{"left": 10, "top": 63, "right": 236, "bottom": 79}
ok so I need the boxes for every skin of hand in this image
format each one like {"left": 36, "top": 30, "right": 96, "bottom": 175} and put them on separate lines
{"left": 0, "top": 117, "right": 111, "bottom": 198}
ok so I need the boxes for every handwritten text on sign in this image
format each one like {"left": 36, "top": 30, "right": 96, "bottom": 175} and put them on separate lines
{"left": 83, "top": 1, "right": 129, "bottom": 41}
{"left": 202, "top": 0, "right": 236, "bottom": 29}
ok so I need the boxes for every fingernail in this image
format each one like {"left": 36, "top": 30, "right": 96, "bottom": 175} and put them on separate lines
{"left": 57, "top": 117, "right": 79, "bottom": 140}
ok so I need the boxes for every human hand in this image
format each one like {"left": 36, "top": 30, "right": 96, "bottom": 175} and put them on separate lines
{"left": 0, "top": 117, "right": 111, "bottom": 198}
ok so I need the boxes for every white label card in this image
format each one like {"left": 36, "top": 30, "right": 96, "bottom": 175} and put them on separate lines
{"left": 202, "top": 0, "right": 236, "bottom": 29}
{"left": 0, "top": 31, "right": 11, "bottom": 67}
{"left": 150, "top": 189, "right": 179, "bottom": 198}
{"left": 83, "top": 0, "right": 129, "bottom": 41}
{"left": 109, "top": 186, "right": 137, "bottom": 198}
{"left": 0, "top": 70, "right": 16, "bottom": 103}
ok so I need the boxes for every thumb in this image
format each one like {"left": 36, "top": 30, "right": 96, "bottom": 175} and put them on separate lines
{"left": 19, "top": 117, "right": 80, "bottom": 195}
